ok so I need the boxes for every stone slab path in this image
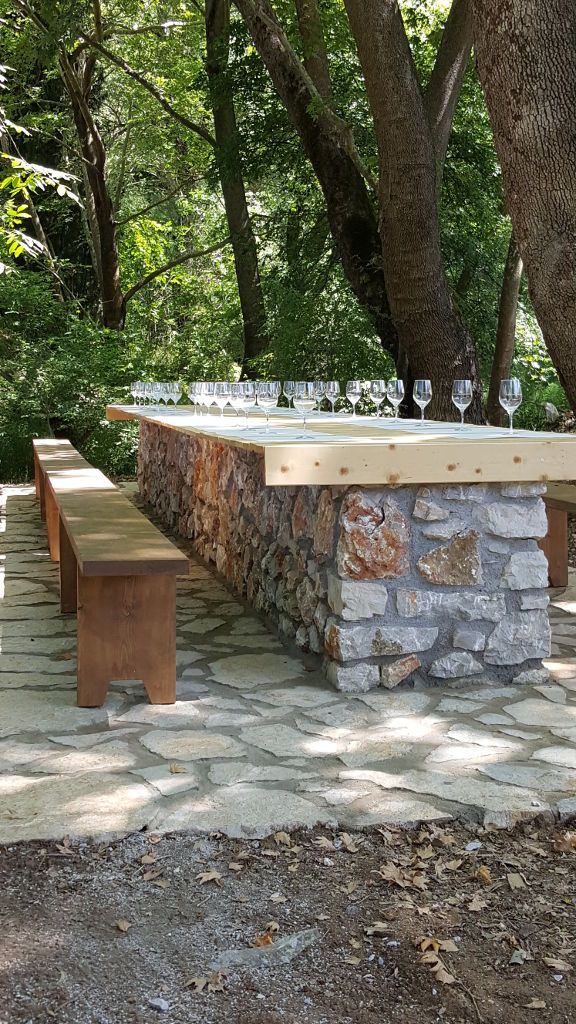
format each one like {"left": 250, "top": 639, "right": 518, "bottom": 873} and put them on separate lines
{"left": 1, "top": 485, "right": 576, "bottom": 843}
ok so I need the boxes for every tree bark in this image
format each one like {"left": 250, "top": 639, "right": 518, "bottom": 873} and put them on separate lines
{"left": 473, "top": 0, "right": 576, "bottom": 412}
{"left": 294, "top": 0, "right": 333, "bottom": 103}
{"left": 343, "top": 0, "right": 482, "bottom": 420}
{"left": 59, "top": 52, "right": 124, "bottom": 328}
{"left": 206, "top": 0, "right": 270, "bottom": 371}
{"left": 423, "top": 0, "right": 473, "bottom": 181}
{"left": 486, "top": 230, "right": 523, "bottom": 425}
{"left": 234, "top": 0, "right": 398, "bottom": 359}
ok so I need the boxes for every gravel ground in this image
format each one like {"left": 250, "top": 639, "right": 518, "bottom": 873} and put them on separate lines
{"left": 1, "top": 821, "right": 575, "bottom": 1024}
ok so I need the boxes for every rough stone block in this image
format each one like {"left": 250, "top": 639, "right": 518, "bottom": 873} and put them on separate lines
{"left": 412, "top": 499, "right": 448, "bottom": 521}
{"left": 477, "top": 501, "right": 548, "bottom": 539}
{"left": 336, "top": 490, "right": 410, "bottom": 580}
{"left": 421, "top": 520, "right": 466, "bottom": 540}
{"left": 500, "top": 550, "right": 549, "bottom": 590}
{"left": 485, "top": 611, "right": 551, "bottom": 665}
{"left": 519, "top": 593, "right": 550, "bottom": 610}
{"left": 296, "top": 577, "right": 317, "bottom": 625}
{"left": 313, "top": 489, "right": 336, "bottom": 556}
{"left": 513, "top": 667, "right": 550, "bottom": 686}
{"left": 327, "top": 574, "right": 388, "bottom": 621}
{"left": 429, "top": 652, "right": 484, "bottom": 678}
{"left": 325, "top": 660, "right": 379, "bottom": 693}
{"left": 501, "top": 482, "right": 547, "bottom": 498}
{"left": 453, "top": 627, "right": 486, "bottom": 652}
{"left": 397, "top": 589, "right": 505, "bottom": 622}
{"left": 325, "top": 620, "right": 438, "bottom": 663}
{"left": 417, "top": 532, "right": 482, "bottom": 586}
{"left": 442, "top": 485, "right": 487, "bottom": 502}
{"left": 380, "top": 655, "right": 421, "bottom": 689}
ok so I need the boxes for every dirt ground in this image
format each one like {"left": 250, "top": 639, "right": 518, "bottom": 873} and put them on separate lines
{"left": 1, "top": 822, "right": 575, "bottom": 1024}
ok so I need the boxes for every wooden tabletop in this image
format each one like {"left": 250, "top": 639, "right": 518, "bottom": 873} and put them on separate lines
{"left": 106, "top": 404, "right": 576, "bottom": 486}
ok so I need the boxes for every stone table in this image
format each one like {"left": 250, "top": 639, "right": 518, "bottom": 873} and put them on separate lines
{"left": 106, "top": 405, "right": 576, "bottom": 694}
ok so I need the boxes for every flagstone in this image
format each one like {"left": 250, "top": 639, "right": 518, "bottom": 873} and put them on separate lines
{"left": 0, "top": 654, "right": 76, "bottom": 673}
{"left": 436, "top": 698, "right": 485, "bottom": 715}
{"left": 117, "top": 701, "right": 206, "bottom": 728}
{"left": 1, "top": 593, "right": 59, "bottom": 607}
{"left": 337, "top": 732, "right": 413, "bottom": 768}
{"left": 48, "top": 729, "right": 139, "bottom": 749}
{"left": 152, "top": 784, "right": 332, "bottom": 839}
{"left": 0, "top": 637, "right": 75, "bottom": 655}
{"left": 475, "top": 713, "right": 513, "bottom": 726}
{"left": 339, "top": 768, "right": 551, "bottom": 826}
{"left": 247, "top": 686, "right": 338, "bottom": 709}
{"left": 0, "top": 673, "right": 77, "bottom": 689}
{"left": 426, "top": 742, "right": 514, "bottom": 764}
{"left": 531, "top": 745, "right": 576, "bottom": 770}
{"left": 0, "top": 606, "right": 61, "bottom": 621}
{"left": 208, "top": 652, "right": 306, "bottom": 690}
{"left": 534, "top": 685, "right": 567, "bottom": 703}
{"left": 177, "top": 617, "right": 225, "bottom": 634}
{"left": 0, "top": 690, "right": 116, "bottom": 737}
{"left": 352, "top": 691, "right": 431, "bottom": 715}
{"left": 240, "top": 723, "right": 343, "bottom": 758}
{"left": 303, "top": 703, "right": 374, "bottom": 730}
{"left": 0, "top": 739, "right": 55, "bottom": 771}
{"left": 0, "top": 619, "right": 76, "bottom": 638}
{"left": 342, "top": 791, "right": 452, "bottom": 827}
{"left": 208, "top": 762, "right": 313, "bottom": 786}
{"left": 479, "top": 762, "right": 576, "bottom": 792}
{"left": 131, "top": 763, "right": 201, "bottom": 796}
{"left": 503, "top": 698, "right": 576, "bottom": 728}
{"left": 447, "top": 724, "right": 521, "bottom": 749}
{"left": 0, "top": 772, "right": 157, "bottom": 842}
{"left": 205, "top": 711, "right": 262, "bottom": 728}
{"left": 27, "top": 740, "right": 140, "bottom": 774}
{"left": 140, "top": 729, "right": 246, "bottom": 761}
{"left": 0, "top": 579, "right": 50, "bottom": 597}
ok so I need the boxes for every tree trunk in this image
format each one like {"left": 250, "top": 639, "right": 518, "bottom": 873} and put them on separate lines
{"left": 343, "top": 0, "right": 482, "bottom": 420}
{"left": 59, "top": 53, "right": 124, "bottom": 329}
{"left": 423, "top": 0, "right": 473, "bottom": 182}
{"left": 294, "top": 0, "right": 333, "bottom": 103}
{"left": 486, "top": 230, "right": 523, "bottom": 425}
{"left": 473, "top": 0, "right": 576, "bottom": 411}
{"left": 234, "top": 0, "right": 398, "bottom": 359}
{"left": 205, "top": 0, "right": 270, "bottom": 371}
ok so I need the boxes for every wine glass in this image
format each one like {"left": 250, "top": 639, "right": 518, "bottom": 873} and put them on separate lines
{"left": 499, "top": 378, "right": 522, "bottom": 433}
{"left": 214, "top": 381, "right": 232, "bottom": 418}
{"left": 386, "top": 379, "right": 404, "bottom": 420}
{"left": 130, "top": 381, "right": 139, "bottom": 406}
{"left": 370, "top": 379, "right": 387, "bottom": 417}
{"left": 230, "top": 382, "right": 245, "bottom": 424}
{"left": 413, "top": 379, "right": 432, "bottom": 422}
{"left": 346, "top": 380, "right": 363, "bottom": 417}
{"left": 452, "top": 379, "right": 473, "bottom": 426}
{"left": 203, "top": 381, "right": 216, "bottom": 417}
{"left": 172, "top": 382, "right": 182, "bottom": 406}
{"left": 325, "top": 380, "right": 340, "bottom": 414}
{"left": 257, "top": 381, "right": 281, "bottom": 430}
{"left": 293, "top": 381, "right": 316, "bottom": 429}
{"left": 151, "top": 383, "right": 163, "bottom": 411}
{"left": 313, "top": 380, "right": 326, "bottom": 414}
{"left": 242, "top": 381, "right": 257, "bottom": 425}
{"left": 283, "top": 380, "right": 295, "bottom": 409}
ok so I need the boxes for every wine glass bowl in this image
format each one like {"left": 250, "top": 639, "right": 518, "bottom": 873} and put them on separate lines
{"left": 499, "top": 378, "right": 522, "bottom": 433}
{"left": 256, "top": 381, "right": 281, "bottom": 430}
{"left": 346, "top": 380, "right": 363, "bottom": 417}
{"left": 451, "top": 379, "right": 473, "bottom": 426}
{"left": 387, "top": 379, "right": 405, "bottom": 419}
{"left": 293, "top": 381, "right": 316, "bottom": 429}
{"left": 325, "top": 380, "right": 340, "bottom": 414}
{"left": 370, "top": 379, "right": 387, "bottom": 417}
{"left": 413, "top": 379, "right": 432, "bottom": 422}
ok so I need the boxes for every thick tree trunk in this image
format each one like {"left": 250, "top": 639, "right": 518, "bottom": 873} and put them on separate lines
{"left": 234, "top": 0, "right": 398, "bottom": 359}
{"left": 206, "top": 0, "right": 270, "bottom": 371}
{"left": 59, "top": 54, "right": 124, "bottom": 329}
{"left": 294, "top": 0, "right": 333, "bottom": 103}
{"left": 423, "top": 0, "right": 473, "bottom": 181}
{"left": 473, "top": 0, "right": 576, "bottom": 411}
{"left": 486, "top": 231, "right": 523, "bottom": 425}
{"left": 343, "top": 0, "right": 482, "bottom": 420}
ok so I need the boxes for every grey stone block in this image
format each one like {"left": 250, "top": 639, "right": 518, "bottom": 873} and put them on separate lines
{"left": 429, "top": 652, "right": 484, "bottom": 678}
{"left": 485, "top": 611, "right": 551, "bottom": 665}
{"left": 397, "top": 590, "right": 506, "bottom": 622}
{"left": 500, "top": 550, "right": 549, "bottom": 590}
{"left": 327, "top": 574, "right": 388, "bottom": 621}
{"left": 453, "top": 627, "right": 486, "bottom": 652}
{"left": 477, "top": 501, "right": 548, "bottom": 539}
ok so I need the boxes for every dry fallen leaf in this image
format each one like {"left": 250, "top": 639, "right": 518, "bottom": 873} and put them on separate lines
{"left": 186, "top": 973, "right": 226, "bottom": 994}
{"left": 342, "top": 880, "right": 360, "bottom": 896}
{"left": 288, "top": 861, "right": 300, "bottom": 873}
{"left": 196, "top": 870, "right": 223, "bottom": 886}
{"left": 420, "top": 951, "right": 455, "bottom": 985}
{"left": 340, "top": 833, "right": 362, "bottom": 853}
{"left": 169, "top": 762, "right": 186, "bottom": 774}
{"left": 148, "top": 834, "right": 162, "bottom": 845}
{"left": 507, "top": 872, "right": 527, "bottom": 890}
{"left": 543, "top": 957, "right": 572, "bottom": 973}
{"left": 260, "top": 849, "right": 280, "bottom": 858}
{"left": 467, "top": 894, "right": 488, "bottom": 912}
{"left": 151, "top": 877, "right": 170, "bottom": 890}
{"left": 114, "top": 918, "right": 132, "bottom": 933}
{"left": 228, "top": 862, "right": 242, "bottom": 873}
{"left": 524, "top": 999, "right": 547, "bottom": 1010}
{"left": 350, "top": 938, "right": 362, "bottom": 949}
{"left": 270, "top": 893, "right": 287, "bottom": 904}
{"left": 274, "top": 831, "right": 292, "bottom": 847}
{"left": 314, "top": 836, "right": 336, "bottom": 851}
{"left": 364, "top": 922, "right": 388, "bottom": 937}
{"left": 142, "top": 869, "right": 162, "bottom": 882}
{"left": 252, "top": 931, "right": 274, "bottom": 948}
{"left": 141, "top": 853, "right": 157, "bottom": 865}
{"left": 477, "top": 864, "right": 492, "bottom": 886}
{"left": 344, "top": 955, "right": 362, "bottom": 966}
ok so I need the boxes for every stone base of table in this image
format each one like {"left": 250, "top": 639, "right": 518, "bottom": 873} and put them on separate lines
{"left": 138, "top": 422, "right": 551, "bottom": 693}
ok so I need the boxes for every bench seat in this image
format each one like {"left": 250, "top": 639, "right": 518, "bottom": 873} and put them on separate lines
{"left": 33, "top": 438, "right": 189, "bottom": 708}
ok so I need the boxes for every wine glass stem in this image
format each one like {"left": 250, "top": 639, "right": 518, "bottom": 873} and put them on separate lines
{"left": 421, "top": 407, "right": 424, "bottom": 422}
{"left": 509, "top": 412, "right": 513, "bottom": 434}
{"left": 461, "top": 411, "right": 464, "bottom": 427}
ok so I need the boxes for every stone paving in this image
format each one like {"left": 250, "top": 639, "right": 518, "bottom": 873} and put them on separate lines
{"left": 1, "top": 484, "right": 576, "bottom": 843}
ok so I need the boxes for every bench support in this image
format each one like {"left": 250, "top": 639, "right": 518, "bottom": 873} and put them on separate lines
{"left": 59, "top": 516, "right": 78, "bottom": 613}
{"left": 76, "top": 574, "right": 176, "bottom": 707}
{"left": 33, "top": 450, "right": 46, "bottom": 519}
{"left": 45, "top": 479, "right": 60, "bottom": 561}
{"left": 540, "top": 506, "right": 569, "bottom": 588}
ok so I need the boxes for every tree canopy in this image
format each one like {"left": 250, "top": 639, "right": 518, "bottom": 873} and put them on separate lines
{"left": 0, "top": 0, "right": 570, "bottom": 479}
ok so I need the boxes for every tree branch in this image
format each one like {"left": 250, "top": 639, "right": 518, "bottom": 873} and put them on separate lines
{"left": 123, "top": 237, "right": 230, "bottom": 304}
{"left": 79, "top": 35, "right": 217, "bottom": 147}
{"left": 116, "top": 175, "right": 201, "bottom": 225}
{"left": 422, "top": 0, "right": 473, "bottom": 178}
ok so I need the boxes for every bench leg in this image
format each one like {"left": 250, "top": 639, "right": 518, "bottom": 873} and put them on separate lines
{"left": 76, "top": 574, "right": 176, "bottom": 707}
{"left": 59, "top": 517, "right": 77, "bottom": 613}
{"left": 539, "top": 506, "right": 568, "bottom": 588}
{"left": 45, "top": 479, "right": 59, "bottom": 561}
{"left": 36, "top": 460, "right": 46, "bottom": 521}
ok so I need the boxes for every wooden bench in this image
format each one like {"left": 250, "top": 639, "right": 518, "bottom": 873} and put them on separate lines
{"left": 33, "top": 439, "right": 189, "bottom": 708}
{"left": 541, "top": 483, "right": 576, "bottom": 588}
